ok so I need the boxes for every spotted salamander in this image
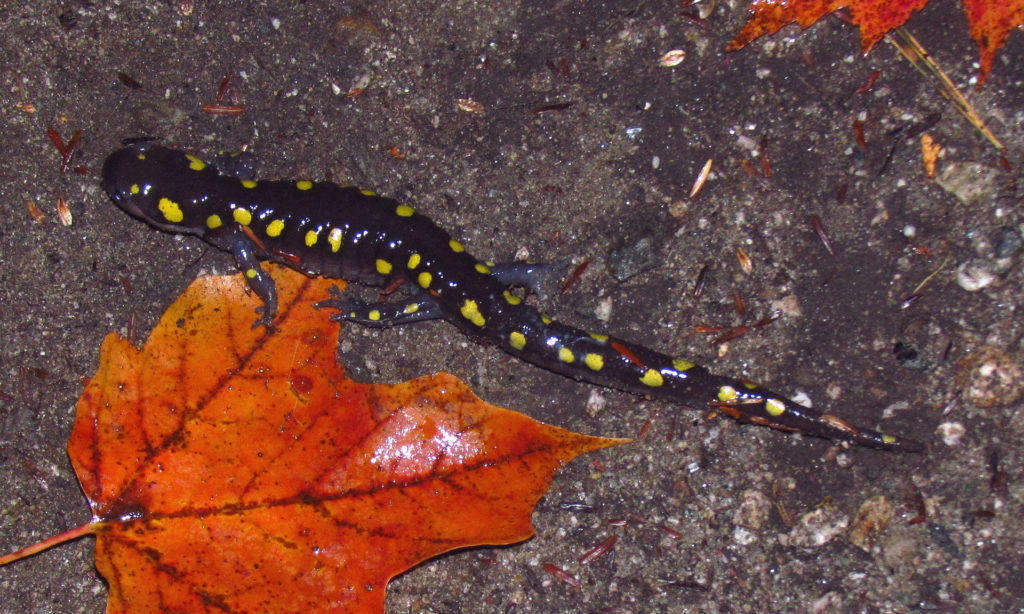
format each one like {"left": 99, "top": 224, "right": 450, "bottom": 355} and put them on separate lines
{"left": 101, "top": 142, "right": 921, "bottom": 452}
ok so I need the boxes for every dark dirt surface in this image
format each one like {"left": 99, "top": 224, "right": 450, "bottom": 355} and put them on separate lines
{"left": 2, "top": 1, "right": 1023, "bottom": 612}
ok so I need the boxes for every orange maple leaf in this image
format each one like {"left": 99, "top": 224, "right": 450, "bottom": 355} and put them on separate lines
{"left": 1, "top": 265, "right": 621, "bottom": 613}
{"left": 728, "top": 0, "right": 1024, "bottom": 83}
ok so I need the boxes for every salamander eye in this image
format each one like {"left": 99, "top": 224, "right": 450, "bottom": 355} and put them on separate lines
{"left": 106, "top": 185, "right": 148, "bottom": 220}
{"left": 111, "top": 183, "right": 140, "bottom": 202}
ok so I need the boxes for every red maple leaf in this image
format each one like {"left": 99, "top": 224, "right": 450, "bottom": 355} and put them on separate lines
{"left": 1, "top": 265, "right": 622, "bottom": 612}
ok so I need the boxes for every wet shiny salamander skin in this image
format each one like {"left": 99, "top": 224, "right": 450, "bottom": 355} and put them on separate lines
{"left": 101, "top": 142, "right": 921, "bottom": 452}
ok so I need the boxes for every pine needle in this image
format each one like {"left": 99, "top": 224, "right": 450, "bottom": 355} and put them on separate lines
{"left": 887, "top": 28, "right": 1003, "bottom": 150}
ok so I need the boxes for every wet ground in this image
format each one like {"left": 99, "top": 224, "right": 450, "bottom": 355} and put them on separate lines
{"left": 1, "top": 1, "right": 1022, "bottom": 612}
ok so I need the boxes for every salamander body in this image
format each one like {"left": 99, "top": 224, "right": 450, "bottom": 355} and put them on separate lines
{"left": 101, "top": 142, "right": 921, "bottom": 452}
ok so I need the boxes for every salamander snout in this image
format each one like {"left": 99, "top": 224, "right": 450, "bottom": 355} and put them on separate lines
{"left": 101, "top": 146, "right": 148, "bottom": 216}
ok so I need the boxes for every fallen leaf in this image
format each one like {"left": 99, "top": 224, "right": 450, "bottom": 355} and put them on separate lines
{"left": 4, "top": 265, "right": 621, "bottom": 613}
{"left": 727, "top": 0, "right": 1024, "bottom": 83}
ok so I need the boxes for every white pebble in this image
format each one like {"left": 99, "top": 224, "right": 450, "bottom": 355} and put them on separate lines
{"left": 956, "top": 261, "right": 995, "bottom": 291}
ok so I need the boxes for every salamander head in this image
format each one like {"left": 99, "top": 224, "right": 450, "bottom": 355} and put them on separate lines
{"left": 101, "top": 142, "right": 210, "bottom": 235}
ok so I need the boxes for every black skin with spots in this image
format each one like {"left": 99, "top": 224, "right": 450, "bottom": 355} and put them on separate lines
{"left": 101, "top": 142, "right": 922, "bottom": 452}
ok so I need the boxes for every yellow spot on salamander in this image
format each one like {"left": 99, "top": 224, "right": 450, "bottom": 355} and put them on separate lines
{"left": 241, "top": 180, "right": 258, "bottom": 189}
{"left": 396, "top": 204, "right": 414, "bottom": 217}
{"left": 130, "top": 184, "right": 140, "bottom": 195}
{"left": 672, "top": 358, "right": 695, "bottom": 372}
{"left": 360, "top": 189, "right": 376, "bottom": 196}
{"left": 368, "top": 310, "right": 381, "bottom": 321}
{"left": 503, "top": 290, "right": 522, "bottom": 305}
{"left": 449, "top": 240, "right": 464, "bottom": 253}
{"left": 558, "top": 348, "right": 575, "bottom": 363}
{"left": 245, "top": 268, "right": 257, "bottom": 279}
{"left": 328, "top": 228, "right": 343, "bottom": 252}
{"left": 266, "top": 219, "right": 285, "bottom": 237}
{"left": 460, "top": 300, "right": 486, "bottom": 327}
{"left": 185, "top": 154, "right": 206, "bottom": 171}
{"left": 475, "top": 263, "right": 491, "bottom": 274}
{"left": 376, "top": 259, "right": 393, "bottom": 275}
{"left": 403, "top": 303, "right": 419, "bottom": 314}
{"left": 158, "top": 198, "right": 184, "bottom": 223}
{"left": 136, "top": 154, "right": 146, "bottom": 160}
{"left": 296, "top": 180, "right": 313, "bottom": 191}
{"left": 417, "top": 271, "right": 432, "bottom": 289}
{"left": 764, "top": 398, "right": 786, "bottom": 417}
{"left": 233, "top": 208, "right": 252, "bottom": 225}
{"left": 881, "top": 434, "right": 896, "bottom": 444}
{"left": 717, "top": 386, "right": 738, "bottom": 402}
{"left": 589, "top": 333, "right": 608, "bottom": 343}
{"left": 407, "top": 253, "right": 421, "bottom": 269}
{"left": 585, "top": 353, "right": 604, "bottom": 371}
{"left": 541, "top": 314, "right": 552, "bottom": 324}
{"left": 509, "top": 331, "right": 526, "bottom": 350}
{"left": 640, "top": 369, "right": 663, "bottom": 387}
{"left": 305, "top": 229, "right": 319, "bottom": 247}
{"left": 206, "top": 215, "right": 222, "bottom": 229}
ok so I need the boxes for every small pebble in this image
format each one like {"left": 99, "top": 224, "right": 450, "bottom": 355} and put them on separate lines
{"left": 956, "top": 260, "right": 996, "bottom": 291}
{"left": 936, "top": 422, "right": 965, "bottom": 446}
{"left": 955, "top": 346, "right": 1024, "bottom": 408}
{"left": 849, "top": 496, "right": 893, "bottom": 552}
{"left": 732, "top": 489, "right": 771, "bottom": 531}
{"left": 785, "top": 507, "right": 849, "bottom": 548}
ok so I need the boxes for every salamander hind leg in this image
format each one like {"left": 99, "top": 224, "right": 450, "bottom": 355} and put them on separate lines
{"left": 210, "top": 150, "right": 258, "bottom": 181}
{"left": 315, "top": 287, "right": 443, "bottom": 328}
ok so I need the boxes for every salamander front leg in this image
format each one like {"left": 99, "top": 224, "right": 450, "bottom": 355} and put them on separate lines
{"left": 211, "top": 150, "right": 258, "bottom": 181}
{"left": 315, "top": 287, "right": 443, "bottom": 328}
{"left": 230, "top": 238, "right": 278, "bottom": 330}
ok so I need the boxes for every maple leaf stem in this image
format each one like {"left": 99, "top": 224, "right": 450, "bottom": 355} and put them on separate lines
{"left": 0, "top": 521, "right": 101, "bottom": 566}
